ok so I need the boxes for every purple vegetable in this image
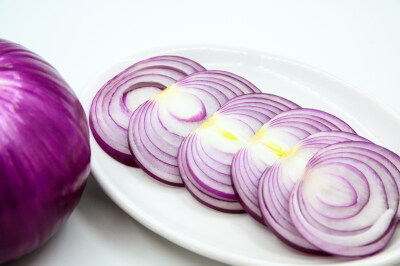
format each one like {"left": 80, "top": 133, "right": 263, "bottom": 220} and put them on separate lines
{"left": 231, "top": 108, "right": 355, "bottom": 223}
{"left": 290, "top": 141, "right": 400, "bottom": 257}
{"left": 0, "top": 39, "right": 90, "bottom": 263}
{"left": 258, "top": 132, "right": 369, "bottom": 253}
{"left": 90, "top": 56, "right": 205, "bottom": 166}
{"left": 178, "top": 93, "right": 300, "bottom": 212}
{"left": 128, "top": 70, "right": 260, "bottom": 186}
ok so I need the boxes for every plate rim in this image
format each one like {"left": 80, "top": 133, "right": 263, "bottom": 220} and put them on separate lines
{"left": 80, "top": 44, "right": 400, "bottom": 266}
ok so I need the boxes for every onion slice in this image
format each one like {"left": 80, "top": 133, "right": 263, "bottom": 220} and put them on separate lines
{"left": 289, "top": 141, "right": 400, "bottom": 257}
{"left": 258, "top": 132, "right": 369, "bottom": 253}
{"left": 177, "top": 93, "right": 300, "bottom": 212}
{"left": 89, "top": 56, "right": 205, "bottom": 166}
{"left": 128, "top": 70, "right": 260, "bottom": 186}
{"left": 231, "top": 109, "right": 355, "bottom": 223}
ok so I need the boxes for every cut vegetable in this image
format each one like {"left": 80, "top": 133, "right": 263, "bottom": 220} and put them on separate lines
{"left": 290, "top": 141, "right": 400, "bottom": 257}
{"left": 90, "top": 56, "right": 205, "bottom": 166}
{"left": 258, "top": 132, "right": 369, "bottom": 253}
{"left": 178, "top": 93, "right": 300, "bottom": 212}
{"left": 231, "top": 109, "right": 355, "bottom": 223}
{"left": 128, "top": 71, "right": 260, "bottom": 186}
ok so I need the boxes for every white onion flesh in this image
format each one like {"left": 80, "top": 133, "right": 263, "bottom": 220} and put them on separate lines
{"left": 90, "top": 56, "right": 205, "bottom": 166}
{"left": 289, "top": 141, "right": 400, "bottom": 257}
{"left": 178, "top": 93, "right": 300, "bottom": 212}
{"left": 231, "top": 108, "right": 355, "bottom": 222}
{"left": 258, "top": 132, "right": 369, "bottom": 253}
{"left": 128, "top": 71, "right": 260, "bottom": 186}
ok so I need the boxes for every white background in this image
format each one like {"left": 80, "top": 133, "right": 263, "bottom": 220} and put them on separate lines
{"left": 1, "top": 1, "right": 400, "bottom": 265}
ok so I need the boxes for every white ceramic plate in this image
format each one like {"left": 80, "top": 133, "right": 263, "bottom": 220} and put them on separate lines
{"left": 80, "top": 46, "right": 400, "bottom": 266}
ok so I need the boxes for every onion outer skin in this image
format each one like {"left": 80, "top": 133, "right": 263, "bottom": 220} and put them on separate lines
{"left": 90, "top": 56, "right": 205, "bottom": 166}
{"left": 178, "top": 93, "right": 300, "bottom": 212}
{"left": 128, "top": 70, "right": 260, "bottom": 186}
{"left": 289, "top": 141, "right": 400, "bottom": 257}
{"left": 258, "top": 132, "right": 370, "bottom": 253}
{"left": 0, "top": 39, "right": 91, "bottom": 264}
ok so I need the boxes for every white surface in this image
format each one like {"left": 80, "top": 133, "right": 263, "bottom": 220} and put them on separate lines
{"left": 0, "top": 0, "right": 399, "bottom": 265}
{"left": 80, "top": 46, "right": 400, "bottom": 266}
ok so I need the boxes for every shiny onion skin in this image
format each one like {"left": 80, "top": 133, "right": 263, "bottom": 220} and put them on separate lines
{"left": 0, "top": 39, "right": 90, "bottom": 264}
{"left": 128, "top": 70, "right": 260, "bottom": 186}
{"left": 290, "top": 141, "right": 400, "bottom": 257}
{"left": 178, "top": 93, "right": 300, "bottom": 212}
{"left": 258, "top": 132, "right": 369, "bottom": 253}
{"left": 90, "top": 56, "right": 205, "bottom": 166}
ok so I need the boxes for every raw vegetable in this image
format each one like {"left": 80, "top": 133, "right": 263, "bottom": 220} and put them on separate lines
{"left": 87, "top": 52, "right": 400, "bottom": 258}
{"left": 0, "top": 39, "right": 90, "bottom": 264}
{"left": 290, "top": 141, "right": 400, "bottom": 257}
{"left": 128, "top": 71, "right": 260, "bottom": 186}
{"left": 258, "top": 132, "right": 369, "bottom": 253}
{"left": 90, "top": 56, "right": 205, "bottom": 166}
{"left": 178, "top": 93, "right": 300, "bottom": 212}
{"left": 231, "top": 108, "right": 355, "bottom": 223}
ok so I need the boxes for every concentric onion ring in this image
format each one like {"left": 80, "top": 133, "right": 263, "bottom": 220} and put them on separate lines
{"left": 178, "top": 93, "right": 300, "bottom": 212}
{"left": 128, "top": 70, "right": 260, "bottom": 186}
{"left": 231, "top": 109, "right": 355, "bottom": 223}
{"left": 289, "top": 141, "right": 400, "bottom": 257}
{"left": 89, "top": 56, "right": 205, "bottom": 166}
{"left": 258, "top": 132, "right": 369, "bottom": 253}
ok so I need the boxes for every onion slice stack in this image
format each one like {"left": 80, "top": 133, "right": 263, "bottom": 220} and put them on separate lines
{"left": 290, "top": 141, "right": 400, "bottom": 257}
{"left": 178, "top": 93, "right": 300, "bottom": 212}
{"left": 128, "top": 71, "right": 260, "bottom": 186}
{"left": 258, "top": 132, "right": 369, "bottom": 253}
{"left": 231, "top": 109, "right": 355, "bottom": 223}
{"left": 90, "top": 56, "right": 205, "bottom": 166}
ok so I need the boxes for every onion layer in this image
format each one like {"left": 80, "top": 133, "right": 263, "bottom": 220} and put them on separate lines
{"left": 231, "top": 109, "right": 355, "bottom": 223}
{"left": 258, "top": 132, "right": 369, "bottom": 253}
{"left": 90, "top": 56, "right": 205, "bottom": 166}
{"left": 178, "top": 93, "right": 300, "bottom": 212}
{"left": 128, "top": 71, "right": 260, "bottom": 186}
{"left": 290, "top": 141, "right": 400, "bottom": 257}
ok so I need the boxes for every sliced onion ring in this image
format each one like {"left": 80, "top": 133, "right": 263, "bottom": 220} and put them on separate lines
{"left": 289, "top": 141, "right": 400, "bottom": 257}
{"left": 128, "top": 70, "right": 260, "bottom": 186}
{"left": 89, "top": 56, "right": 205, "bottom": 166}
{"left": 178, "top": 93, "right": 300, "bottom": 212}
{"left": 258, "top": 132, "right": 369, "bottom": 253}
{"left": 231, "top": 108, "right": 355, "bottom": 223}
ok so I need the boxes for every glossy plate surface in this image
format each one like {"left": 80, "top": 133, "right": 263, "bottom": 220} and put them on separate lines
{"left": 80, "top": 46, "right": 400, "bottom": 266}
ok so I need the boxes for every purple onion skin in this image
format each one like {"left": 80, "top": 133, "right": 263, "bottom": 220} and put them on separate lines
{"left": 0, "top": 39, "right": 91, "bottom": 264}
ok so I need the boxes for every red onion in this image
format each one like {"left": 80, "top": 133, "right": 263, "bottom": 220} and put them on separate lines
{"left": 258, "top": 132, "right": 369, "bottom": 253}
{"left": 0, "top": 39, "right": 90, "bottom": 263}
{"left": 89, "top": 56, "right": 205, "bottom": 166}
{"left": 231, "top": 109, "right": 355, "bottom": 223}
{"left": 290, "top": 141, "right": 400, "bottom": 256}
{"left": 128, "top": 71, "right": 260, "bottom": 186}
{"left": 177, "top": 93, "right": 300, "bottom": 212}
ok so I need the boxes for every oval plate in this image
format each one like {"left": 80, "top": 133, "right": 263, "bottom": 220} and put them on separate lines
{"left": 80, "top": 46, "right": 400, "bottom": 266}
